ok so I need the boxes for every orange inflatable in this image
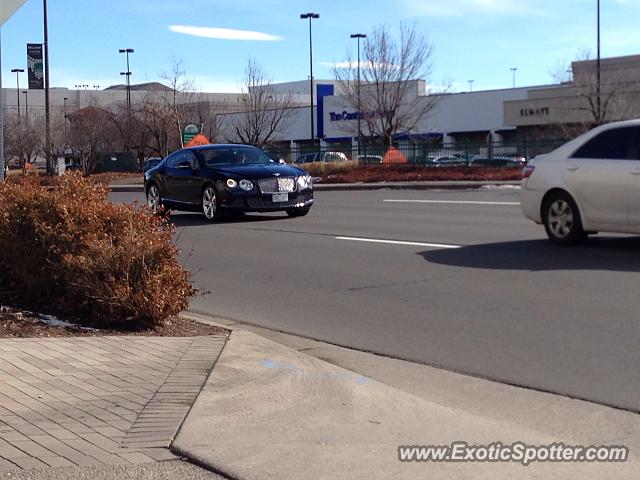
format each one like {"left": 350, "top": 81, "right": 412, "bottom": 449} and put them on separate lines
{"left": 184, "top": 133, "right": 211, "bottom": 147}
{"left": 383, "top": 146, "right": 408, "bottom": 164}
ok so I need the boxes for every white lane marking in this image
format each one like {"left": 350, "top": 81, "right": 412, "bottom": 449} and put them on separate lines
{"left": 335, "top": 236, "right": 461, "bottom": 249}
{"left": 384, "top": 199, "right": 520, "bottom": 206}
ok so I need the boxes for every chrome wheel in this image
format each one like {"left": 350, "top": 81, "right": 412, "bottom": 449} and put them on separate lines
{"left": 547, "top": 199, "right": 573, "bottom": 239}
{"left": 147, "top": 185, "right": 160, "bottom": 215}
{"left": 202, "top": 186, "right": 217, "bottom": 221}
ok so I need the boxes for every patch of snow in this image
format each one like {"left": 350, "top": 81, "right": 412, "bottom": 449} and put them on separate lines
{"left": 479, "top": 184, "right": 521, "bottom": 191}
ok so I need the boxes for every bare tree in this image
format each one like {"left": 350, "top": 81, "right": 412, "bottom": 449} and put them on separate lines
{"left": 139, "top": 95, "right": 181, "bottom": 157}
{"left": 66, "top": 107, "right": 119, "bottom": 174}
{"left": 3, "top": 113, "right": 41, "bottom": 169}
{"left": 160, "top": 55, "right": 195, "bottom": 148}
{"left": 229, "top": 58, "right": 295, "bottom": 147}
{"left": 190, "top": 92, "right": 227, "bottom": 143}
{"left": 550, "top": 49, "right": 637, "bottom": 135}
{"left": 333, "top": 23, "right": 440, "bottom": 147}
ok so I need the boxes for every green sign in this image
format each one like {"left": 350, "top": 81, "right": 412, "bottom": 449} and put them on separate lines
{"left": 183, "top": 124, "right": 199, "bottom": 144}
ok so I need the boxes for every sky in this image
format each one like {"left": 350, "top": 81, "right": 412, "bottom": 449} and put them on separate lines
{"left": 2, "top": 0, "right": 640, "bottom": 94}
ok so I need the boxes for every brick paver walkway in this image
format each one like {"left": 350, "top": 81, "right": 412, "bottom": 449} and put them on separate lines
{"left": 0, "top": 335, "right": 226, "bottom": 471}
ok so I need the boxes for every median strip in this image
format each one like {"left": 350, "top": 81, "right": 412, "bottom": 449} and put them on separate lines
{"left": 384, "top": 199, "right": 520, "bottom": 205}
{"left": 335, "top": 236, "right": 461, "bottom": 249}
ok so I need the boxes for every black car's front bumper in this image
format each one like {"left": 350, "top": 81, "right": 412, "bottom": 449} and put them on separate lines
{"left": 218, "top": 188, "right": 314, "bottom": 212}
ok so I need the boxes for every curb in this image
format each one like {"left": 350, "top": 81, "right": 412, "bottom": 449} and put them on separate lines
{"left": 110, "top": 181, "right": 520, "bottom": 193}
{"left": 312, "top": 181, "right": 520, "bottom": 191}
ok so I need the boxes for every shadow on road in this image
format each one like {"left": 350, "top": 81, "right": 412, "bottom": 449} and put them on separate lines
{"left": 169, "top": 212, "right": 288, "bottom": 228}
{"left": 419, "top": 236, "right": 640, "bottom": 272}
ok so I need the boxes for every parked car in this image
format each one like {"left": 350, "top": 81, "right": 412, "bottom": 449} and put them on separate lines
{"left": 143, "top": 157, "right": 162, "bottom": 172}
{"left": 469, "top": 155, "right": 523, "bottom": 167}
{"left": 427, "top": 155, "right": 468, "bottom": 167}
{"left": 295, "top": 151, "right": 349, "bottom": 164}
{"left": 145, "top": 144, "right": 314, "bottom": 221}
{"left": 356, "top": 154, "right": 383, "bottom": 165}
{"left": 521, "top": 119, "right": 640, "bottom": 245}
{"left": 64, "top": 162, "right": 82, "bottom": 171}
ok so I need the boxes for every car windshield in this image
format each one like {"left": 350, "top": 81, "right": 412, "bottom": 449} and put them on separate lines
{"left": 197, "top": 147, "right": 274, "bottom": 167}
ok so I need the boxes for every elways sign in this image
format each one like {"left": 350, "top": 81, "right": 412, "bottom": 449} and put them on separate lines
{"left": 1, "top": 0, "right": 27, "bottom": 26}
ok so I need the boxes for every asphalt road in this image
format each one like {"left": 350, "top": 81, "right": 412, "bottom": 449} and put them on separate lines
{"left": 112, "top": 187, "right": 640, "bottom": 412}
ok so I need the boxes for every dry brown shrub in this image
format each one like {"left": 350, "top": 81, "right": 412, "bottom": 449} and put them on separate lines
{"left": 0, "top": 173, "right": 195, "bottom": 328}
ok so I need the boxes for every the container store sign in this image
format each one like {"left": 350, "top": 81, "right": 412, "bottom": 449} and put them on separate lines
{"left": 329, "top": 111, "right": 361, "bottom": 122}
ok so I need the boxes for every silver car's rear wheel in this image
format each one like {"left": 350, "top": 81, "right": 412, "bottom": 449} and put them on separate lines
{"left": 543, "top": 192, "right": 586, "bottom": 245}
{"left": 147, "top": 184, "right": 161, "bottom": 215}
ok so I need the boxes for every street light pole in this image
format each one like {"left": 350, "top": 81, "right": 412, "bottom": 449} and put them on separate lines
{"left": 119, "top": 48, "right": 134, "bottom": 116}
{"left": 510, "top": 67, "right": 517, "bottom": 88}
{"left": 596, "top": 0, "right": 601, "bottom": 123}
{"left": 350, "top": 33, "right": 366, "bottom": 155}
{"left": 300, "top": 13, "right": 319, "bottom": 144}
{"left": 10, "top": 68, "right": 24, "bottom": 123}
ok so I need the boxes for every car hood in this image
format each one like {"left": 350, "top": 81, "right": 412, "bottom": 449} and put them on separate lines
{"left": 213, "top": 163, "right": 306, "bottom": 178}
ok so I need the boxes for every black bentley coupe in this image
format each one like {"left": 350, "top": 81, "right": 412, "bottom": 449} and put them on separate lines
{"left": 144, "top": 145, "right": 313, "bottom": 221}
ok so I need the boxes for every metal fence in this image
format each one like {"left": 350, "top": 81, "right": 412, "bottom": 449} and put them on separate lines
{"left": 265, "top": 139, "right": 568, "bottom": 166}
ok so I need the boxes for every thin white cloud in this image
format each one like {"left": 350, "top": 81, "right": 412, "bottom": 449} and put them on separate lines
{"left": 404, "top": 0, "right": 542, "bottom": 17}
{"left": 320, "top": 61, "right": 397, "bottom": 70}
{"left": 320, "top": 61, "right": 358, "bottom": 69}
{"left": 169, "top": 25, "right": 283, "bottom": 41}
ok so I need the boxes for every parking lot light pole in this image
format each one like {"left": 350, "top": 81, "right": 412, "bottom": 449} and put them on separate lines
{"left": 22, "top": 91, "right": 28, "bottom": 124}
{"left": 350, "top": 33, "right": 366, "bottom": 156}
{"left": 300, "top": 13, "right": 319, "bottom": 144}
{"left": 63, "top": 97, "right": 68, "bottom": 138}
{"left": 119, "top": 48, "right": 134, "bottom": 117}
{"left": 10, "top": 68, "right": 24, "bottom": 123}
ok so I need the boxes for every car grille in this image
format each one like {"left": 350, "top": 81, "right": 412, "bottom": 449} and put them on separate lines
{"left": 258, "top": 177, "right": 296, "bottom": 193}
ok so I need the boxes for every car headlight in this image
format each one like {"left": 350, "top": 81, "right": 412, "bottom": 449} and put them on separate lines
{"left": 226, "top": 178, "right": 238, "bottom": 188}
{"left": 297, "top": 175, "right": 312, "bottom": 189}
{"left": 239, "top": 179, "right": 254, "bottom": 191}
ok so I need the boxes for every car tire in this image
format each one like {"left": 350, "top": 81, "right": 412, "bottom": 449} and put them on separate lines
{"left": 202, "top": 184, "right": 223, "bottom": 222}
{"left": 286, "top": 206, "right": 311, "bottom": 217}
{"left": 146, "top": 184, "right": 162, "bottom": 215}
{"left": 542, "top": 192, "right": 586, "bottom": 246}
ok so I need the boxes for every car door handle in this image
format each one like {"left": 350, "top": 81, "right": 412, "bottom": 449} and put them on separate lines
{"left": 630, "top": 169, "right": 640, "bottom": 176}
{"left": 566, "top": 165, "right": 579, "bottom": 172}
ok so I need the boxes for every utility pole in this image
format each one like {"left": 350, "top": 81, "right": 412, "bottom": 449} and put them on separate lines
{"left": 43, "top": 0, "right": 52, "bottom": 175}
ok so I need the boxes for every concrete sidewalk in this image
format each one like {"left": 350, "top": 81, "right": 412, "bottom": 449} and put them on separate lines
{"left": 173, "top": 318, "right": 639, "bottom": 480}
{"left": 109, "top": 180, "right": 520, "bottom": 193}
{"left": 0, "top": 335, "right": 226, "bottom": 472}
